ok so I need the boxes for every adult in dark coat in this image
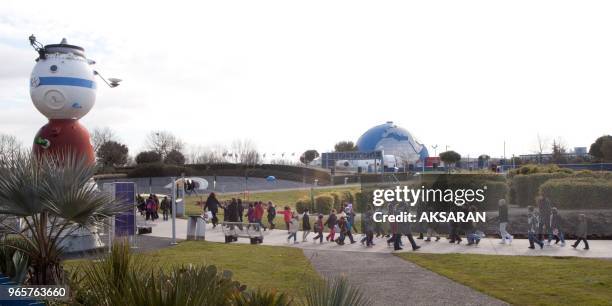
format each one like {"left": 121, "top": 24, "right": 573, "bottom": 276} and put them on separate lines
{"left": 205, "top": 192, "right": 220, "bottom": 228}
{"left": 396, "top": 202, "right": 420, "bottom": 251}
{"left": 227, "top": 198, "right": 240, "bottom": 222}
{"left": 237, "top": 198, "right": 244, "bottom": 222}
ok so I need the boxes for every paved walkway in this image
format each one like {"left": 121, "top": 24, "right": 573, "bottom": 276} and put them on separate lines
{"left": 304, "top": 249, "right": 507, "bottom": 306}
{"left": 141, "top": 218, "right": 612, "bottom": 306}
{"left": 145, "top": 218, "right": 612, "bottom": 258}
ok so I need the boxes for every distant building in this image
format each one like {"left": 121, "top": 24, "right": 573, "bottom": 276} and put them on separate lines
{"left": 313, "top": 121, "right": 429, "bottom": 172}
{"left": 519, "top": 147, "right": 591, "bottom": 163}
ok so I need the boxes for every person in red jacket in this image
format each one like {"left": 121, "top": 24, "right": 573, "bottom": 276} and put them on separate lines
{"left": 277, "top": 206, "right": 293, "bottom": 233}
{"left": 254, "top": 201, "right": 267, "bottom": 231}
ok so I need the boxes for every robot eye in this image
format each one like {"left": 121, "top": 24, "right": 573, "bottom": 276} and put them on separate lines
{"left": 50, "top": 65, "right": 58, "bottom": 72}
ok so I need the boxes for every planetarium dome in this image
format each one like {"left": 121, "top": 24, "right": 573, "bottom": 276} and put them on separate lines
{"left": 356, "top": 121, "right": 428, "bottom": 165}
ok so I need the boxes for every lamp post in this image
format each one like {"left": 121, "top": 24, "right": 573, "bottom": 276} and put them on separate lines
{"left": 171, "top": 176, "right": 177, "bottom": 245}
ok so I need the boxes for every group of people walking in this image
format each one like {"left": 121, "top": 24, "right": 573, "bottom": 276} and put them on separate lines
{"left": 198, "top": 192, "right": 591, "bottom": 251}
{"left": 203, "top": 192, "right": 276, "bottom": 231}
{"left": 137, "top": 194, "right": 172, "bottom": 221}
{"left": 523, "top": 196, "right": 589, "bottom": 250}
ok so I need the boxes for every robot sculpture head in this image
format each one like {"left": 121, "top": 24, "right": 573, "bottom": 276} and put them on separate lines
{"left": 29, "top": 35, "right": 120, "bottom": 165}
{"left": 29, "top": 38, "right": 97, "bottom": 120}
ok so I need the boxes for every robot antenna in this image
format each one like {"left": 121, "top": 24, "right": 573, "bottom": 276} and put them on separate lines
{"left": 28, "top": 34, "right": 46, "bottom": 60}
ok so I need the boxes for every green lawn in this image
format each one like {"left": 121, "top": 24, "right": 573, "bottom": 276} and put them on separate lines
{"left": 184, "top": 186, "right": 360, "bottom": 216}
{"left": 67, "top": 241, "right": 320, "bottom": 298}
{"left": 397, "top": 253, "right": 612, "bottom": 306}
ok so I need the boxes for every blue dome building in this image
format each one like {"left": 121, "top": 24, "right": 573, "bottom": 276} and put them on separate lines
{"left": 356, "top": 121, "right": 428, "bottom": 166}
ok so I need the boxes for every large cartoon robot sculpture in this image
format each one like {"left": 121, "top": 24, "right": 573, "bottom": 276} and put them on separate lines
{"left": 28, "top": 35, "right": 120, "bottom": 164}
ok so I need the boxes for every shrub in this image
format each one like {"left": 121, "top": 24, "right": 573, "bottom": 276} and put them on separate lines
{"left": 295, "top": 197, "right": 313, "bottom": 214}
{"left": 314, "top": 195, "right": 334, "bottom": 214}
{"left": 164, "top": 149, "right": 186, "bottom": 165}
{"left": 508, "top": 164, "right": 572, "bottom": 177}
{"left": 353, "top": 191, "right": 369, "bottom": 213}
{"left": 539, "top": 177, "right": 612, "bottom": 209}
{"left": 327, "top": 192, "right": 342, "bottom": 210}
{"left": 135, "top": 150, "right": 162, "bottom": 164}
{"left": 341, "top": 191, "right": 354, "bottom": 205}
{"left": 233, "top": 289, "right": 292, "bottom": 306}
{"left": 509, "top": 172, "right": 570, "bottom": 207}
{"left": 70, "top": 242, "right": 245, "bottom": 306}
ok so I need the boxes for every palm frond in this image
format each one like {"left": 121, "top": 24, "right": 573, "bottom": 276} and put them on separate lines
{"left": 301, "top": 277, "right": 372, "bottom": 306}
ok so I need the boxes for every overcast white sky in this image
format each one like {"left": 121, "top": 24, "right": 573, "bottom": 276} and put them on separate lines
{"left": 0, "top": 1, "right": 610, "bottom": 160}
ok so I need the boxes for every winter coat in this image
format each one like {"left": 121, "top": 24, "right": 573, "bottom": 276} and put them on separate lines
{"left": 226, "top": 202, "right": 239, "bottom": 222}
{"left": 324, "top": 214, "right": 337, "bottom": 229}
{"left": 289, "top": 217, "right": 299, "bottom": 233}
{"left": 363, "top": 210, "right": 374, "bottom": 233}
{"left": 577, "top": 219, "right": 587, "bottom": 238}
{"left": 302, "top": 213, "right": 311, "bottom": 231}
{"left": 498, "top": 205, "right": 508, "bottom": 223}
{"left": 267, "top": 206, "right": 276, "bottom": 221}
{"left": 205, "top": 197, "right": 219, "bottom": 213}
{"left": 279, "top": 210, "right": 292, "bottom": 223}
{"left": 527, "top": 212, "right": 539, "bottom": 234}
{"left": 254, "top": 203, "right": 264, "bottom": 220}
{"left": 247, "top": 207, "right": 255, "bottom": 223}
{"left": 337, "top": 219, "right": 348, "bottom": 234}
{"left": 314, "top": 219, "right": 323, "bottom": 232}
{"left": 550, "top": 212, "right": 562, "bottom": 229}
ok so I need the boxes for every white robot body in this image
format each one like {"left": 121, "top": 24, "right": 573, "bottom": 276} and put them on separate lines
{"left": 29, "top": 44, "right": 97, "bottom": 120}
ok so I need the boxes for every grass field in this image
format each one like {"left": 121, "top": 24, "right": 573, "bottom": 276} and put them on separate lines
{"left": 66, "top": 241, "right": 320, "bottom": 298}
{"left": 183, "top": 186, "right": 360, "bottom": 216}
{"left": 397, "top": 253, "right": 612, "bottom": 305}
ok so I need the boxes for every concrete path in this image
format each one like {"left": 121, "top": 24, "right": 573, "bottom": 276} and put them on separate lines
{"left": 303, "top": 249, "right": 507, "bottom": 306}
{"left": 146, "top": 218, "right": 612, "bottom": 258}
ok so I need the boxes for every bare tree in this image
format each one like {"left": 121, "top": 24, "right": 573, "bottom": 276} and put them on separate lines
{"left": 145, "top": 131, "right": 184, "bottom": 159}
{"left": 0, "top": 134, "right": 22, "bottom": 163}
{"left": 533, "top": 133, "right": 550, "bottom": 164}
{"left": 91, "top": 127, "right": 116, "bottom": 154}
{"left": 230, "top": 139, "right": 261, "bottom": 166}
{"left": 187, "top": 145, "right": 226, "bottom": 164}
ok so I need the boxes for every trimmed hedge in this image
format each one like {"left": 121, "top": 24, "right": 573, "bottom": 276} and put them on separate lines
{"left": 510, "top": 171, "right": 612, "bottom": 207}
{"left": 353, "top": 191, "right": 368, "bottom": 213}
{"left": 122, "top": 163, "right": 332, "bottom": 185}
{"left": 327, "top": 192, "right": 341, "bottom": 211}
{"left": 314, "top": 195, "right": 334, "bottom": 215}
{"left": 539, "top": 177, "right": 612, "bottom": 209}
{"left": 295, "top": 198, "right": 312, "bottom": 214}
{"left": 509, "top": 173, "right": 570, "bottom": 207}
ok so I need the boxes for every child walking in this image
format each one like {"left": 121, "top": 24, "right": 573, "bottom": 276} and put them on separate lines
{"left": 324, "top": 209, "right": 338, "bottom": 242}
{"left": 527, "top": 206, "right": 544, "bottom": 249}
{"left": 572, "top": 214, "right": 589, "bottom": 250}
{"left": 287, "top": 211, "right": 299, "bottom": 244}
{"left": 548, "top": 207, "right": 565, "bottom": 246}
{"left": 302, "top": 209, "right": 311, "bottom": 242}
{"left": 498, "top": 199, "right": 513, "bottom": 244}
{"left": 312, "top": 214, "right": 324, "bottom": 244}
{"left": 277, "top": 206, "right": 292, "bottom": 233}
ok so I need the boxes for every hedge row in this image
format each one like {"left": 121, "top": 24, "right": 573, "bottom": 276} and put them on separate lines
{"left": 125, "top": 163, "right": 332, "bottom": 185}
{"left": 539, "top": 177, "right": 612, "bottom": 209}
{"left": 126, "top": 163, "right": 194, "bottom": 178}
{"left": 295, "top": 191, "right": 364, "bottom": 214}
{"left": 509, "top": 171, "right": 612, "bottom": 207}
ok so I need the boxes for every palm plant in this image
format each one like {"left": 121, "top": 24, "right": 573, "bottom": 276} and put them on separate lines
{"left": 70, "top": 241, "right": 246, "bottom": 306}
{"left": 301, "top": 277, "right": 372, "bottom": 306}
{"left": 233, "top": 289, "right": 293, "bottom": 306}
{"left": 0, "top": 152, "right": 128, "bottom": 284}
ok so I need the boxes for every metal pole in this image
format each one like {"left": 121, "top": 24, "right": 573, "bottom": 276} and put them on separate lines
{"left": 132, "top": 183, "right": 138, "bottom": 249}
{"left": 171, "top": 176, "right": 177, "bottom": 245}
